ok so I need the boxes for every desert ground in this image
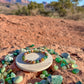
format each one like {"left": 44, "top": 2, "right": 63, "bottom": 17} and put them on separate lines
{"left": 0, "top": 14, "right": 84, "bottom": 84}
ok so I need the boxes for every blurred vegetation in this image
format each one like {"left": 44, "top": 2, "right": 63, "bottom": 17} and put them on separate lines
{"left": 1, "top": 0, "right": 84, "bottom": 20}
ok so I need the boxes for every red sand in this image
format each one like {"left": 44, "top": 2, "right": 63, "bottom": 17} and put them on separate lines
{"left": 0, "top": 14, "right": 84, "bottom": 84}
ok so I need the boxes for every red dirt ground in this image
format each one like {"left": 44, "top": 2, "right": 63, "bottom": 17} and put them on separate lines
{"left": 0, "top": 14, "right": 84, "bottom": 84}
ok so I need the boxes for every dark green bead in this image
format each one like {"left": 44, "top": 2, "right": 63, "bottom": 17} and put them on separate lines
{"left": 0, "top": 68, "right": 1, "bottom": 73}
{"left": 72, "top": 69, "right": 80, "bottom": 74}
{"left": 55, "top": 58, "right": 61, "bottom": 63}
{"left": 36, "top": 60, "right": 39, "bottom": 63}
{"left": 60, "top": 63, "right": 65, "bottom": 67}
{"left": 1, "top": 60, "right": 5, "bottom": 65}
{"left": 6, "top": 74, "right": 10, "bottom": 78}
{"left": 42, "top": 70, "right": 48, "bottom": 75}
{"left": 62, "top": 59, "right": 68, "bottom": 65}
{"left": 13, "top": 53, "right": 18, "bottom": 56}
{"left": 14, "top": 50, "right": 20, "bottom": 54}
{"left": 5, "top": 77, "right": 11, "bottom": 82}
{"left": 29, "top": 44, "right": 35, "bottom": 47}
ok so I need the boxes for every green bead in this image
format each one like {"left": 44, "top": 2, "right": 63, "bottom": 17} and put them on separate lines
{"left": 11, "top": 72, "right": 16, "bottom": 78}
{"left": 61, "top": 63, "right": 65, "bottom": 67}
{"left": 52, "top": 75, "right": 63, "bottom": 84}
{"left": 3, "top": 72, "right": 7, "bottom": 77}
{"left": 3, "top": 64, "right": 7, "bottom": 67}
{"left": 62, "top": 66, "right": 67, "bottom": 70}
{"left": 0, "top": 68, "right": 1, "bottom": 73}
{"left": 70, "top": 59, "right": 76, "bottom": 64}
{"left": 14, "top": 50, "right": 20, "bottom": 54}
{"left": 22, "top": 56, "right": 25, "bottom": 60}
{"left": 35, "top": 82, "right": 39, "bottom": 84}
{"left": 5, "top": 77, "right": 11, "bottom": 82}
{"left": 55, "top": 57, "right": 62, "bottom": 63}
{"left": 40, "top": 74, "right": 45, "bottom": 79}
{"left": 36, "top": 60, "right": 39, "bottom": 63}
{"left": 42, "top": 70, "right": 48, "bottom": 75}
{"left": 62, "top": 59, "right": 68, "bottom": 65}
{"left": 72, "top": 69, "right": 80, "bottom": 74}
{"left": 1, "top": 60, "right": 5, "bottom": 65}
{"left": 29, "top": 44, "right": 35, "bottom": 47}
{"left": 72, "top": 64, "right": 78, "bottom": 68}
{"left": 13, "top": 76, "right": 23, "bottom": 84}
{"left": 54, "top": 65, "right": 59, "bottom": 70}
{"left": 1, "top": 67, "right": 6, "bottom": 73}
{"left": 7, "top": 74, "right": 10, "bottom": 78}
{"left": 13, "top": 53, "right": 18, "bottom": 56}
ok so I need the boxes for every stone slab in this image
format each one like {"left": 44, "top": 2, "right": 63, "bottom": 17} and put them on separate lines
{"left": 16, "top": 51, "right": 53, "bottom": 72}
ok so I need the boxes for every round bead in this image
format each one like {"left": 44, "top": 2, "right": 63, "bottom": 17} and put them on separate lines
{"left": 41, "top": 58, "right": 44, "bottom": 61}
{"left": 54, "top": 65, "right": 59, "bottom": 70}
{"left": 32, "top": 61, "right": 36, "bottom": 64}
{"left": 55, "top": 57, "right": 61, "bottom": 63}
{"left": 62, "top": 66, "right": 67, "bottom": 70}
{"left": 72, "top": 64, "right": 78, "bottom": 68}
{"left": 72, "top": 69, "right": 79, "bottom": 74}
{"left": 40, "top": 74, "right": 45, "bottom": 79}
{"left": 36, "top": 60, "right": 39, "bottom": 63}
{"left": 42, "top": 70, "right": 48, "bottom": 75}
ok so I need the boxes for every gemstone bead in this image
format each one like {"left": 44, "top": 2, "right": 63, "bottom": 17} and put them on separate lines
{"left": 62, "top": 59, "right": 68, "bottom": 65}
{"left": 51, "top": 75, "right": 63, "bottom": 84}
{"left": 14, "top": 49, "right": 20, "bottom": 54}
{"left": 13, "top": 53, "right": 18, "bottom": 56}
{"left": 5, "top": 77, "right": 11, "bottom": 82}
{"left": 55, "top": 57, "right": 61, "bottom": 63}
{"left": 42, "top": 70, "right": 48, "bottom": 75}
{"left": 36, "top": 60, "right": 39, "bottom": 63}
{"left": 35, "top": 82, "right": 39, "bottom": 84}
{"left": 13, "top": 76, "right": 23, "bottom": 84}
{"left": 1, "top": 60, "right": 5, "bottom": 65}
{"left": 29, "top": 44, "right": 35, "bottom": 47}
{"left": 60, "top": 63, "right": 65, "bottom": 67}
{"left": 54, "top": 65, "right": 59, "bottom": 70}
{"left": 70, "top": 59, "right": 76, "bottom": 64}
{"left": 72, "top": 64, "right": 78, "bottom": 68}
{"left": 62, "top": 66, "right": 67, "bottom": 70}
{"left": 40, "top": 74, "right": 45, "bottom": 79}
{"left": 11, "top": 72, "right": 16, "bottom": 78}
{"left": 61, "top": 53, "right": 70, "bottom": 59}
{"left": 72, "top": 69, "right": 80, "bottom": 74}
{"left": 1, "top": 67, "right": 6, "bottom": 73}
{"left": 3, "top": 72, "right": 7, "bottom": 77}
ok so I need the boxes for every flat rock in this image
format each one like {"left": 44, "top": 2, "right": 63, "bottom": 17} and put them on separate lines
{"left": 16, "top": 51, "right": 53, "bottom": 72}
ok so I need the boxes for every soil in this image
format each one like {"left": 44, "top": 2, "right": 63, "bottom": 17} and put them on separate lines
{"left": 0, "top": 14, "right": 84, "bottom": 84}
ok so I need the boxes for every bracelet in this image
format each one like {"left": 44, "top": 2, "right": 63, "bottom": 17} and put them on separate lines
{"left": 22, "top": 49, "right": 48, "bottom": 64}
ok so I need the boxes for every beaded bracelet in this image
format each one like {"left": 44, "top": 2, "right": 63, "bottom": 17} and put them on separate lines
{"left": 22, "top": 49, "right": 48, "bottom": 64}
